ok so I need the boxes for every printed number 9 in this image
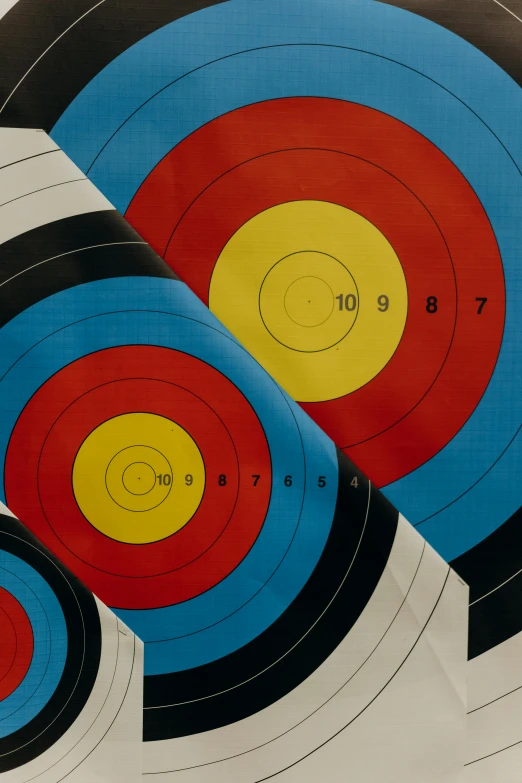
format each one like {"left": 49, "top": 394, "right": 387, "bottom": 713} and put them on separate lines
{"left": 377, "top": 295, "right": 389, "bottom": 312}
{"left": 185, "top": 474, "right": 193, "bottom": 486}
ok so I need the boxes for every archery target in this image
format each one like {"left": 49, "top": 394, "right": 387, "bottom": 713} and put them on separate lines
{"left": 124, "top": 95, "right": 504, "bottom": 472}
{"left": 45, "top": 0, "right": 522, "bottom": 662}
{"left": 0, "top": 510, "right": 141, "bottom": 781}
{"left": 4, "top": 332, "right": 274, "bottom": 609}
{"left": 48, "top": 0, "right": 518, "bottom": 518}
{"left": 0, "top": 263, "right": 414, "bottom": 749}
{"left": 1, "top": 0, "right": 517, "bottom": 773}
{"left": 0, "top": 142, "right": 467, "bottom": 779}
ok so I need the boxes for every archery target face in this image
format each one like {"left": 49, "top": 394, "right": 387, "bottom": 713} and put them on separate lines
{"left": 0, "top": 110, "right": 466, "bottom": 773}
{"left": 0, "top": 246, "right": 448, "bottom": 772}
{"left": 2, "top": 285, "right": 276, "bottom": 611}
{"left": 49, "top": 0, "right": 521, "bottom": 574}
{"left": 0, "top": 0, "right": 517, "bottom": 773}
{"left": 126, "top": 96, "right": 504, "bottom": 471}
{"left": 0, "top": 271, "right": 397, "bottom": 743}
{"left": 0, "top": 512, "right": 139, "bottom": 779}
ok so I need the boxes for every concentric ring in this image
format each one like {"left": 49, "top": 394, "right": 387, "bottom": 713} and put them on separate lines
{"left": 260, "top": 253, "right": 357, "bottom": 351}
{"left": 0, "top": 586, "right": 33, "bottom": 703}
{"left": 42, "top": 0, "right": 522, "bottom": 702}
{"left": 209, "top": 199, "right": 408, "bottom": 401}
{"left": 0, "top": 0, "right": 520, "bottom": 769}
{"left": 0, "top": 512, "right": 101, "bottom": 772}
{"left": 72, "top": 411, "right": 205, "bottom": 543}
{"left": 124, "top": 98, "right": 503, "bottom": 488}
{"left": 6, "top": 343, "right": 271, "bottom": 608}
{"left": 0, "top": 276, "right": 338, "bottom": 676}
{"left": 48, "top": 0, "right": 519, "bottom": 559}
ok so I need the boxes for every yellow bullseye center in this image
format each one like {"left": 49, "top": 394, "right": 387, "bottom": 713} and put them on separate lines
{"left": 285, "top": 275, "right": 333, "bottom": 327}
{"left": 259, "top": 251, "right": 358, "bottom": 352}
{"left": 72, "top": 413, "right": 205, "bottom": 544}
{"left": 209, "top": 201, "right": 408, "bottom": 402}
{"left": 122, "top": 461, "right": 156, "bottom": 495}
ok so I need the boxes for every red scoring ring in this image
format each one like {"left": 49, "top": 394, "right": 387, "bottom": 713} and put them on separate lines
{"left": 0, "top": 586, "right": 33, "bottom": 700}
{"left": 162, "top": 148, "right": 456, "bottom": 445}
{"left": 39, "top": 379, "right": 239, "bottom": 573}
{"left": 126, "top": 97, "right": 504, "bottom": 487}
{"left": 5, "top": 346, "right": 272, "bottom": 609}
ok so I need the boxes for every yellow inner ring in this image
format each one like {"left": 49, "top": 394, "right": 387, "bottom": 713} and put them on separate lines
{"left": 209, "top": 201, "right": 408, "bottom": 402}
{"left": 284, "top": 276, "right": 334, "bottom": 327}
{"left": 122, "top": 461, "right": 157, "bottom": 495}
{"left": 260, "top": 252, "right": 358, "bottom": 351}
{"left": 72, "top": 412, "right": 205, "bottom": 544}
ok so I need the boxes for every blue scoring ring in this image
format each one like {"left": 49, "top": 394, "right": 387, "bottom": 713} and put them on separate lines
{"left": 0, "top": 551, "right": 67, "bottom": 737}
{"left": 0, "top": 277, "right": 338, "bottom": 674}
{"left": 50, "top": 0, "right": 522, "bottom": 562}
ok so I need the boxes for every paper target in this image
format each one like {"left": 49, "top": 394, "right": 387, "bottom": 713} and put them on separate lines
{"left": 0, "top": 132, "right": 467, "bottom": 780}
{"left": 0, "top": 1, "right": 512, "bottom": 773}
{"left": 0, "top": 246, "right": 395, "bottom": 730}
{"left": 0, "top": 510, "right": 141, "bottom": 781}
{"left": 27, "top": 0, "right": 521, "bottom": 682}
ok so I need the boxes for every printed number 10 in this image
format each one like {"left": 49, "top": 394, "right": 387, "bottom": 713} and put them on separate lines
{"left": 336, "top": 294, "right": 357, "bottom": 311}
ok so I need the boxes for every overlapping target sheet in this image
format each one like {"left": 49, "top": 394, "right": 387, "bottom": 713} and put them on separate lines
{"left": 0, "top": 501, "right": 143, "bottom": 782}
{"left": 1, "top": 0, "right": 521, "bottom": 781}
{"left": 0, "top": 126, "right": 467, "bottom": 782}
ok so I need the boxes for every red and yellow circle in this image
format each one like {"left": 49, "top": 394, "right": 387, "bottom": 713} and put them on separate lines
{"left": 126, "top": 97, "right": 504, "bottom": 486}
{"left": 5, "top": 346, "right": 271, "bottom": 608}
{"left": 210, "top": 200, "right": 407, "bottom": 400}
{"left": 73, "top": 412, "right": 205, "bottom": 543}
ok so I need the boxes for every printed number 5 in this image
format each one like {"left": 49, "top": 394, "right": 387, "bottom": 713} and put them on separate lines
{"left": 318, "top": 476, "right": 326, "bottom": 487}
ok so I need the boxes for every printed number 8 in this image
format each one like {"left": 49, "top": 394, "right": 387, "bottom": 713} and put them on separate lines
{"left": 426, "top": 296, "right": 438, "bottom": 314}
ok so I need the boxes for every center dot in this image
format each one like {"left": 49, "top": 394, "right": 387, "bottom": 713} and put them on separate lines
{"left": 284, "top": 276, "right": 334, "bottom": 327}
{"left": 122, "top": 462, "right": 156, "bottom": 495}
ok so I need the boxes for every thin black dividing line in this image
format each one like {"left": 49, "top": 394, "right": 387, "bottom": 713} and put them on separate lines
{"left": 146, "top": 482, "right": 370, "bottom": 714}
{"left": 465, "top": 736, "right": 522, "bottom": 766}
{"left": 87, "top": 42, "right": 522, "bottom": 181}
{"left": 0, "top": 605, "right": 17, "bottom": 685}
{"left": 0, "top": 149, "right": 59, "bottom": 173}
{"left": 0, "top": 530, "right": 84, "bottom": 758}
{"left": 415, "top": 425, "right": 522, "bottom": 527}
{"left": 26, "top": 612, "right": 121, "bottom": 781}
{"left": 0, "top": 564, "right": 51, "bottom": 729}
{"left": 0, "top": 178, "right": 87, "bottom": 210}
{"left": 58, "top": 631, "right": 137, "bottom": 782}
{"left": 469, "top": 682, "right": 522, "bottom": 715}
{"left": 146, "top": 539, "right": 427, "bottom": 775}
{"left": 254, "top": 568, "right": 451, "bottom": 782}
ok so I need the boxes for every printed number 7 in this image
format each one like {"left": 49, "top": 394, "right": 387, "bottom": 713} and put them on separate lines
{"left": 476, "top": 297, "right": 487, "bottom": 314}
